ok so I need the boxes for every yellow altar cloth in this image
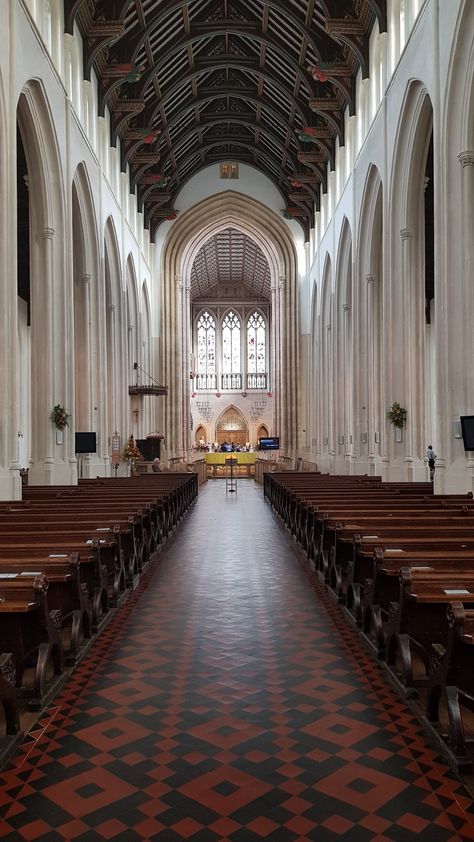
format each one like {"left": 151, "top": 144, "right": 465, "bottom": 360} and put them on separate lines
{"left": 204, "top": 452, "right": 256, "bottom": 476}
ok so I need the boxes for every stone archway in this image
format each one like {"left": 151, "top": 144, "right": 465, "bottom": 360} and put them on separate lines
{"left": 195, "top": 424, "right": 207, "bottom": 446}
{"left": 257, "top": 424, "right": 269, "bottom": 440}
{"left": 159, "top": 191, "right": 298, "bottom": 458}
{"left": 215, "top": 406, "right": 249, "bottom": 447}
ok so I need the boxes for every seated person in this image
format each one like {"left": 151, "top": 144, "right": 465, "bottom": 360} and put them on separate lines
{"left": 152, "top": 457, "right": 163, "bottom": 472}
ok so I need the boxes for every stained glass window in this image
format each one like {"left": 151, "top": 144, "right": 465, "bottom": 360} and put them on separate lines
{"left": 197, "top": 311, "right": 216, "bottom": 373}
{"left": 247, "top": 311, "right": 266, "bottom": 373}
{"left": 222, "top": 311, "right": 241, "bottom": 373}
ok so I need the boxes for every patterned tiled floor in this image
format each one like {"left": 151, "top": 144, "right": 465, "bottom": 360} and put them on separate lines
{"left": 1, "top": 480, "right": 474, "bottom": 840}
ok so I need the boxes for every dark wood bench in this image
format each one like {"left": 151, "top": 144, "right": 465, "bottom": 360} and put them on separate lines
{"left": 426, "top": 602, "right": 474, "bottom": 768}
{"left": 385, "top": 567, "right": 474, "bottom": 691}
{"left": 0, "top": 573, "right": 63, "bottom": 708}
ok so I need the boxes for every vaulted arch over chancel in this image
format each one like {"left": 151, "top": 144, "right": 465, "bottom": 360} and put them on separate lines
{"left": 159, "top": 190, "right": 298, "bottom": 457}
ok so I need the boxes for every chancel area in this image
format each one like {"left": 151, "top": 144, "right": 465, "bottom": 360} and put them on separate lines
{"left": 1, "top": 1, "right": 474, "bottom": 838}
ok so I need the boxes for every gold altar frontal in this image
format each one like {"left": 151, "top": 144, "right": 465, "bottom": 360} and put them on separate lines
{"left": 205, "top": 453, "right": 256, "bottom": 478}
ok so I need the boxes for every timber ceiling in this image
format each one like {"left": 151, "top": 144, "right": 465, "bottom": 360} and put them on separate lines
{"left": 190, "top": 227, "right": 271, "bottom": 299}
{"left": 65, "top": 0, "right": 386, "bottom": 239}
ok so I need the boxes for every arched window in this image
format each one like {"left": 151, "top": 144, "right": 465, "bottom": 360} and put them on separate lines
{"left": 196, "top": 311, "right": 216, "bottom": 390}
{"left": 222, "top": 311, "right": 241, "bottom": 389}
{"left": 247, "top": 311, "right": 267, "bottom": 389}
{"left": 222, "top": 311, "right": 240, "bottom": 373}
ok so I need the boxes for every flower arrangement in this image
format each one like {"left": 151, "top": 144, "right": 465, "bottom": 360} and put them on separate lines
{"left": 123, "top": 434, "right": 143, "bottom": 462}
{"left": 386, "top": 402, "right": 407, "bottom": 428}
{"left": 50, "top": 404, "right": 71, "bottom": 430}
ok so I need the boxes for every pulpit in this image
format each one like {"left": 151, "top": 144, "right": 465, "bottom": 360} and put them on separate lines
{"left": 137, "top": 433, "right": 164, "bottom": 461}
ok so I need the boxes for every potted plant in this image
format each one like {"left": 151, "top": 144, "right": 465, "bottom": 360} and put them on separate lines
{"left": 386, "top": 402, "right": 407, "bottom": 428}
{"left": 50, "top": 404, "right": 71, "bottom": 430}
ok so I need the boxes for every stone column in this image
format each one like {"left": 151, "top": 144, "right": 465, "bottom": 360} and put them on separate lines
{"left": 267, "top": 286, "right": 278, "bottom": 400}
{"left": 109, "top": 303, "right": 117, "bottom": 430}
{"left": 326, "top": 320, "right": 335, "bottom": 470}
{"left": 83, "top": 274, "right": 92, "bottom": 430}
{"left": 400, "top": 227, "right": 414, "bottom": 477}
{"left": 459, "top": 152, "right": 474, "bottom": 412}
{"left": 366, "top": 274, "right": 375, "bottom": 470}
{"left": 176, "top": 278, "right": 184, "bottom": 456}
{"left": 36, "top": 227, "right": 55, "bottom": 485}
{"left": 182, "top": 279, "right": 191, "bottom": 454}
{"left": 342, "top": 303, "right": 351, "bottom": 471}
{"left": 459, "top": 151, "right": 474, "bottom": 485}
{"left": 278, "top": 276, "right": 286, "bottom": 449}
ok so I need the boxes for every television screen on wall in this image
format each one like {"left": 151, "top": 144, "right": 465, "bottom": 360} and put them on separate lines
{"left": 258, "top": 437, "right": 280, "bottom": 450}
{"left": 75, "top": 432, "right": 97, "bottom": 454}
{"left": 460, "top": 416, "right": 474, "bottom": 451}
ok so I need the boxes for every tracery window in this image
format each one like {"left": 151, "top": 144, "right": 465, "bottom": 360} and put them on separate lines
{"left": 222, "top": 311, "right": 241, "bottom": 373}
{"left": 247, "top": 311, "right": 266, "bottom": 373}
{"left": 197, "top": 311, "right": 216, "bottom": 374}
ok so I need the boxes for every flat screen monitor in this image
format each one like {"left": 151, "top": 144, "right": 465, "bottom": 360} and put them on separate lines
{"left": 460, "top": 416, "right": 474, "bottom": 451}
{"left": 259, "top": 436, "right": 280, "bottom": 451}
{"left": 75, "top": 432, "right": 97, "bottom": 454}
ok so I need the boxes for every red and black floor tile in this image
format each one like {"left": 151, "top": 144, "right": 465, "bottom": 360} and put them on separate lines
{"left": 0, "top": 481, "right": 473, "bottom": 840}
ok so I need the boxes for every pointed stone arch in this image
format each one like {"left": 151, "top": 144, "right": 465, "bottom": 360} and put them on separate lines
{"left": 16, "top": 80, "right": 70, "bottom": 485}
{"left": 389, "top": 80, "right": 434, "bottom": 477}
{"left": 141, "top": 281, "right": 153, "bottom": 435}
{"left": 356, "top": 165, "right": 384, "bottom": 474}
{"left": 72, "top": 163, "right": 103, "bottom": 474}
{"left": 0, "top": 66, "right": 20, "bottom": 496}
{"left": 159, "top": 191, "right": 298, "bottom": 456}
{"left": 104, "top": 216, "right": 126, "bottom": 449}
{"left": 334, "top": 217, "right": 353, "bottom": 472}
{"left": 320, "top": 255, "right": 333, "bottom": 469}
{"left": 439, "top": 0, "right": 474, "bottom": 490}
{"left": 215, "top": 404, "right": 249, "bottom": 447}
{"left": 194, "top": 424, "right": 207, "bottom": 446}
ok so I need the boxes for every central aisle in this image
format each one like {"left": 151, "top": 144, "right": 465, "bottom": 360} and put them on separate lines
{"left": 1, "top": 480, "right": 474, "bottom": 840}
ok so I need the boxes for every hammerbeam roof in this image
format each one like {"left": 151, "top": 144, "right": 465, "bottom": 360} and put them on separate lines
{"left": 66, "top": 0, "right": 386, "bottom": 239}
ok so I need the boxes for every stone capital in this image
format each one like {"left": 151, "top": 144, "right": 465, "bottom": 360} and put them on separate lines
{"left": 458, "top": 151, "right": 474, "bottom": 168}
{"left": 400, "top": 227, "right": 412, "bottom": 241}
{"left": 342, "top": 303, "right": 351, "bottom": 312}
{"left": 82, "top": 273, "right": 91, "bottom": 285}
{"left": 366, "top": 274, "right": 375, "bottom": 284}
{"left": 43, "top": 227, "right": 55, "bottom": 240}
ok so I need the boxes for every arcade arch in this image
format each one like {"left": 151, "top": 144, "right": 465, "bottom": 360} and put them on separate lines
{"left": 389, "top": 81, "right": 434, "bottom": 479}
{"left": 16, "top": 80, "right": 71, "bottom": 486}
{"left": 159, "top": 191, "right": 298, "bottom": 458}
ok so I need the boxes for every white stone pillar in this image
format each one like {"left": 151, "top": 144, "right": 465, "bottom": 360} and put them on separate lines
{"left": 176, "top": 278, "right": 184, "bottom": 456}
{"left": 459, "top": 152, "right": 474, "bottom": 413}
{"left": 83, "top": 274, "right": 92, "bottom": 430}
{"left": 182, "top": 279, "right": 191, "bottom": 454}
{"left": 109, "top": 303, "right": 117, "bottom": 430}
{"left": 278, "top": 276, "right": 286, "bottom": 449}
{"left": 367, "top": 274, "right": 376, "bottom": 471}
{"left": 270, "top": 285, "right": 276, "bottom": 397}
{"left": 400, "top": 227, "right": 414, "bottom": 478}
{"left": 342, "top": 303, "right": 351, "bottom": 472}
{"left": 29, "top": 227, "right": 55, "bottom": 485}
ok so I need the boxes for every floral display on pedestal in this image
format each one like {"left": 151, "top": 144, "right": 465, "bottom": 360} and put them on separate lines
{"left": 123, "top": 434, "right": 143, "bottom": 474}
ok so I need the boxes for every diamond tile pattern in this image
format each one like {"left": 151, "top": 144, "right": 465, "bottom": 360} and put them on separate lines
{"left": 0, "top": 482, "right": 474, "bottom": 840}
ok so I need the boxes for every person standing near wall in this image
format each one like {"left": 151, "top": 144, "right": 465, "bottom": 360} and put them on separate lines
{"left": 426, "top": 445, "right": 437, "bottom": 481}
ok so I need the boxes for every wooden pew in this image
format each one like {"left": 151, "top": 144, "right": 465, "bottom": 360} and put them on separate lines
{"left": 426, "top": 601, "right": 474, "bottom": 768}
{"left": 0, "top": 556, "right": 91, "bottom": 663}
{"left": 0, "top": 573, "right": 63, "bottom": 708}
{"left": 385, "top": 567, "right": 474, "bottom": 691}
